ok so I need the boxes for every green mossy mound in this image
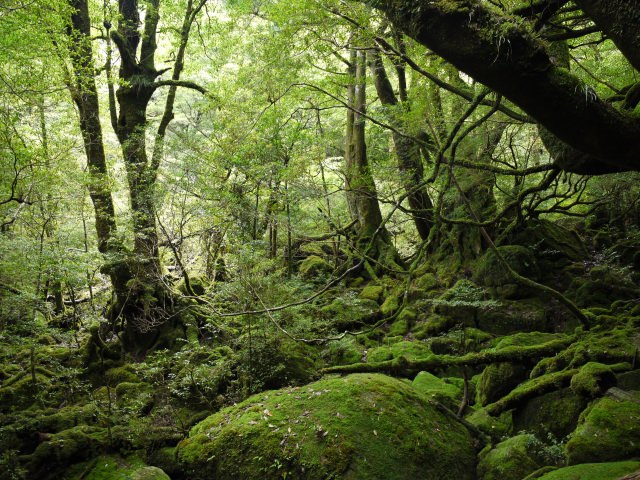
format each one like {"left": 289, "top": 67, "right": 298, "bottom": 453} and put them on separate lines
{"left": 566, "top": 394, "right": 640, "bottom": 465}
{"left": 64, "top": 454, "right": 171, "bottom": 480}
{"left": 534, "top": 461, "right": 640, "bottom": 480}
{"left": 412, "top": 371, "right": 462, "bottom": 410}
{"left": 320, "top": 297, "right": 380, "bottom": 330}
{"left": 477, "top": 434, "right": 545, "bottom": 480}
{"left": 359, "top": 284, "right": 384, "bottom": 303}
{"left": 367, "top": 341, "right": 431, "bottom": 363}
{"left": 299, "top": 255, "right": 333, "bottom": 279}
{"left": 466, "top": 408, "right": 512, "bottom": 440}
{"left": 177, "top": 373, "right": 477, "bottom": 480}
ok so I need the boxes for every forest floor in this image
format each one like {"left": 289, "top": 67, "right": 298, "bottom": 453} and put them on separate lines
{"left": 1, "top": 218, "right": 640, "bottom": 480}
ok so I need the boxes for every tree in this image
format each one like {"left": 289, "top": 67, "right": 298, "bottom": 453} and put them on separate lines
{"left": 65, "top": 0, "right": 207, "bottom": 350}
{"left": 366, "top": 0, "right": 640, "bottom": 174}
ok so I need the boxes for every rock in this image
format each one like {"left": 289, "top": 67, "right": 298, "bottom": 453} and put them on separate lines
{"left": 412, "top": 371, "right": 462, "bottom": 410}
{"left": 476, "top": 299, "right": 548, "bottom": 335}
{"left": 566, "top": 394, "right": 640, "bottom": 465}
{"left": 380, "top": 294, "right": 400, "bottom": 315}
{"left": 569, "top": 362, "right": 617, "bottom": 398}
{"left": 477, "top": 362, "right": 528, "bottom": 406}
{"left": 367, "top": 341, "right": 431, "bottom": 363}
{"left": 359, "top": 285, "right": 384, "bottom": 303}
{"left": 513, "top": 387, "right": 588, "bottom": 440}
{"left": 473, "top": 245, "right": 540, "bottom": 299}
{"left": 466, "top": 408, "right": 512, "bottom": 440}
{"left": 299, "top": 255, "right": 333, "bottom": 279}
{"left": 534, "top": 461, "right": 640, "bottom": 480}
{"left": 477, "top": 434, "right": 544, "bottom": 480}
{"left": 177, "top": 373, "right": 477, "bottom": 480}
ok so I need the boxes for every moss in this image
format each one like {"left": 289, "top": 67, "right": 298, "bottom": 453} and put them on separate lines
{"left": 412, "top": 371, "right": 462, "bottom": 410}
{"left": 473, "top": 245, "right": 540, "bottom": 299}
{"left": 27, "top": 426, "right": 110, "bottom": 478}
{"left": 477, "top": 434, "right": 543, "bottom": 480}
{"left": 380, "top": 294, "right": 400, "bottom": 315}
{"left": 477, "top": 362, "right": 528, "bottom": 406}
{"left": 388, "top": 318, "right": 409, "bottom": 337}
{"left": 65, "top": 454, "right": 170, "bottom": 480}
{"left": 466, "top": 408, "right": 512, "bottom": 440}
{"left": 493, "top": 332, "right": 565, "bottom": 349}
{"left": 414, "top": 272, "right": 437, "bottom": 292}
{"left": 368, "top": 341, "right": 432, "bottom": 364}
{"left": 535, "top": 461, "right": 640, "bottom": 480}
{"left": 475, "top": 299, "right": 548, "bottom": 335}
{"left": 115, "top": 382, "right": 154, "bottom": 414}
{"left": 359, "top": 285, "right": 384, "bottom": 303}
{"left": 178, "top": 373, "right": 477, "bottom": 480}
{"left": 105, "top": 365, "right": 140, "bottom": 385}
{"left": 512, "top": 387, "right": 588, "bottom": 440}
{"left": 299, "top": 255, "right": 333, "bottom": 279}
{"left": 414, "top": 315, "right": 456, "bottom": 338}
{"left": 531, "top": 328, "right": 636, "bottom": 377}
{"left": 566, "top": 395, "right": 640, "bottom": 465}
{"left": 569, "top": 362, "right": 616, "bottom": 397}
{"left": 320, "top": 297, "right": 380, "bottom": 330}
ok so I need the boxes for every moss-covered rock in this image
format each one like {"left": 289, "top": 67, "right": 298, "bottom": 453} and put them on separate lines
{"left": 473, "top": 245, "right": 540, "bottom": 299}
{"left": 320, "top": 297, "right": 380, "bottom": 330}
{"left": 64, "top": 454, "right": 171, "bottom": 480}
{"left": 115, "top": 381, "right": 154, "bottom": 414}
{"left": 617, "top": 369, "right": 640, "bottom": 391}
{"left": 359, "top": 285, "right": 384, "bottom": 303}
{"left": 380, "top": 294, "right": 401, "bottom": 316}
{"left": 516, "top": 219, "right": 588, "bottom": 263}
{"left": 535, "top": 461, "right": 640, "bottom": 480}
{"left": 177, "top": 373, "right": 477, "bottom": 480}
{"left": 570, "top": 362, "right": 617, "bottom": 398}
{"left": 476, "top": 299, "right": 549, "bottom": 335}
{"left": 367, "top": 341, "right": 431, "bottom": 363}
{"left": 531, "top": 328, "right": 637, "bottom": 377}
{"left": 105, "top": 365, "right": 141, "bottom": 385}
{"left": 299, "top": 255, "right": 333, "bottom": 279}
{"left": 566, "top": 395, "right": 640, "bottom": 465}
{"left": 513, "top": 387, "right": 588, "bottom": 440}
{"left": 477, "top": 434, "right": 544, "bottom": 480}
{"left": 412, "top": 371, "right": 462, "bottom": 410}
{"left": 477, "top": 362, "right": 528, "bottom": 406}
{"left": 414, "top": 273, "right": 437, "bottom": 292}
{"left": 466, "top": 408, "right": 512, "bottom": 440}
{"left": 27, "top": 426, "right": 109, "bottom": 479}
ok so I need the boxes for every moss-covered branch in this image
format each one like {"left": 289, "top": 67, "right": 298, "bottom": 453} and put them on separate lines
{"left": 484, "top": 362, "right": 631, "bottom": 416}
{"left": 322, "top": 337, "right": 576, "bottom": 378}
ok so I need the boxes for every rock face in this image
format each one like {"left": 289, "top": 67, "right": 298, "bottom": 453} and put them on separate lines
{"left": 177, "top": 373, "right": 477, "bottom": 480}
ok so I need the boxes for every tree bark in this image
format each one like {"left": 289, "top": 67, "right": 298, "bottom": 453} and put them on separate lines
{"left": 367, "top": 0, "right": 640, "bottom": 174}
{"left": 368, "top": 49, "right": 434, "bottom": 241}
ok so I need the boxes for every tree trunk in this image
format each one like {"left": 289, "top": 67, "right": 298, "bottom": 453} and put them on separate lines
{"left": 345, "top": 48, "right": 398, "bottom": 268}
{"left": 368, "top": 48, "right": 434, "bottom": 241}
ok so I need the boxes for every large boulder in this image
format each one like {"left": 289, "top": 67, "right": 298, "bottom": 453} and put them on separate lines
{"left": 566, "top": 394, "right": 640, "bottom": 465}
{"left": 177, "top": 373, "right": 477, "bottom": 480}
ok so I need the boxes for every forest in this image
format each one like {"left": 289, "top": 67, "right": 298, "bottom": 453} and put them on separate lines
{"left": 1, "top": 0, "right": 639, "bottom": 478}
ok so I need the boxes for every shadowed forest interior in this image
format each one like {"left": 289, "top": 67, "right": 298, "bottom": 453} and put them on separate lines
{"left": 1, "top": 1, "right": 640, "bottom": 479}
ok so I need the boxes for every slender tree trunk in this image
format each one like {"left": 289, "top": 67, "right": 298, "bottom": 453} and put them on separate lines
{"left": 67, "top": 0, "right": 131, "bottom": 300}
{"left": 345, "top": 48, "right": 398, "bottom": 268}
{"left": 368, "top": 48, "right": 434, "bottom": 241}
